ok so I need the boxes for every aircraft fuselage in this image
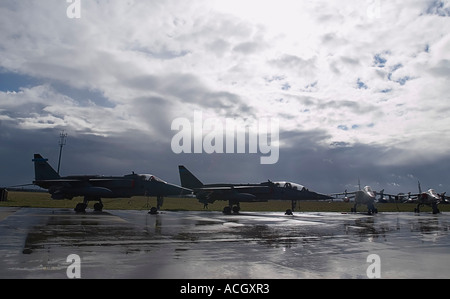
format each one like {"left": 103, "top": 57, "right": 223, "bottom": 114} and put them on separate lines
{"left": 34, "top": 173, "right": 190, "bottom": 200}
{"left": 195, "top": 181, "right": 332, "bottom": 205}
{"left": 354, "top": 186, "right": 376, "bottom": 205}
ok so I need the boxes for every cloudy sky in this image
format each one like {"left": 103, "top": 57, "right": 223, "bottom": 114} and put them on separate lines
{"left": 1, "top": 0, "right": 449, "bottom": 197}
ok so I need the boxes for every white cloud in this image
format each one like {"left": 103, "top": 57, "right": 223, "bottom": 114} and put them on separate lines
{"left": 1, "top": 0, "right": 450, "bottom": 190}
{"left": 0, "top": 85, "right": 145, "bottom": 136}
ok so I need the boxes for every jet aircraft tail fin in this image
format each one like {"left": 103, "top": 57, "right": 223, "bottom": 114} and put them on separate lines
{"left": 178, "top": 165, "right": 204, "bottom": 189}
{"left": 32, "top": 154, "right": 60, "bottom": 181}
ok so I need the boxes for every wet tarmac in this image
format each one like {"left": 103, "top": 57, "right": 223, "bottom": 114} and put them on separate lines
{"left": 1, "top": 207, "right": 450, "bottom": 279}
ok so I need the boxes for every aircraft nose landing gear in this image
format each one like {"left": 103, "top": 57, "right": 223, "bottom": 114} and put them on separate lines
{"left": 148, "top": 207, "right": 159, "bottom": 214}
{"left": 285, "top": 200, "right": 296, "bottom": 215}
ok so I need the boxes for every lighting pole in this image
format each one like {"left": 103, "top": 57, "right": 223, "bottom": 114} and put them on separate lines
{"left": 57, "top": 131, "right": 68, "bottom": 175}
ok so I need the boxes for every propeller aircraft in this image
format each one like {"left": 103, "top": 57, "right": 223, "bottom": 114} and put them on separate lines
{"left": 403, "top": 181, "right": 449, "bottom": 214}
{"left": 331, "top": 180, "right": 381, "bottom": 214}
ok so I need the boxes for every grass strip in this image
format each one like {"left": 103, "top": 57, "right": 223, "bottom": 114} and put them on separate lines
{"left": 1, "top": 191, "right": 449, "bottom": 213}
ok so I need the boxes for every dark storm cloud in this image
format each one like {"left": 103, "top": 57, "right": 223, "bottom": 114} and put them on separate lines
{"left": 0, "top": 124, "right": 186, "bottom": 188}
{"left": 125, "top": 73, "right": 253, "bottom": 117}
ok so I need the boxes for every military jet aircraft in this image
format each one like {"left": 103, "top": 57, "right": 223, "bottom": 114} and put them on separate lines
{"left": 331, "top": 182, "right": 380, "bottom": 214}
{"left": 403, "top": 181, "right": 449, "bottom": 214}
{"left": 178, "top": 165, "right": 332, "bottom": 215}
{"left": 32, "top": 154, "right": 192, "bottom": 213}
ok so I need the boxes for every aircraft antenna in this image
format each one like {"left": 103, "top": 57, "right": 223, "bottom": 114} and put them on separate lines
{"left": 57, "top": 130, "right": 68, "bottom": 175}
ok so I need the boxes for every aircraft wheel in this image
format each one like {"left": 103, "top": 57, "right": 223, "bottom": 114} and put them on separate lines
{"left": 350, "top": 207, "right": 355, "bottom": 213}
{"left": 94, "top": 203, "right": 103, "bottom": 212}
{"left": 74, "top": 203, "right": 87, "bottom": 213}
{"left": 285, "top": 209, "right": 293, "bottom": 215}
{"left": 433, "top": 208, "right": 440, "bottom": 214}
{"left": 148, "top": 207, "right": 158, "bottom": 215}
{"left": 232, "top": 206, "right": 240, "bottom": 214}
{"left": 414, "top": 208, "right": 419, "bottom": 213}
{"left": 223, "top": 206, "right": 232, "bottom": 215}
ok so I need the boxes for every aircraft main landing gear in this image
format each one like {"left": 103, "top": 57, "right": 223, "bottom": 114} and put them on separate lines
{"left": 415, "top": 203, "right": 440, "bottom": 214}
{"left": 94, "top": 202, "right": 104, "bottom": 212}
{"left": 367, "top": 207, "right": 378, "bottom": 215}
{"left": 351, "top": 203, "right": 378, "bottom": 215}
{"left": 74, "top": 197, "right": 103, "bottom": 213}
{"left": 74, "top": 203, "right": 87, "bottom": 213}
{"left": 223, "top": 203, "right": 240, "bottom": 215}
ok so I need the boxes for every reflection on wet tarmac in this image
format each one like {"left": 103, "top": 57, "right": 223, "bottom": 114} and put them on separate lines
{"left": 1, "top": 208, "right": 450, "bottom": 278}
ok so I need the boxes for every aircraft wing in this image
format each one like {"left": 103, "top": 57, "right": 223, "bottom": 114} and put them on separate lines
{"left": 440, "top": 192, "right": 450, "bottom": 203}
{"left": 33, "top": 179, "right": 88, "bottom": 189}
{"left": 196, "top": 185, "right": 270, "bottom": 191}
{"left": 379, "top": 192, "right": 412, "bottom": 202}
{"left": 33, "top": 177, "right": 136, "bottom": 193}
{"left": 328, "top": 190, "right": 357, "bottom": 202}
{"left": 34, "top": 179, "right": 82, "bottom": 183}
{"left": 329, "top": 190, "right": 357, "bottom": 197}
{"left": 89, "top": 178, "right": 133, "bottom": 182}
{"left": 330, "top": 191, "right": 356, "bottom": 196}
{"left": 34, "top": 177, "right": 134, "bottom": 184}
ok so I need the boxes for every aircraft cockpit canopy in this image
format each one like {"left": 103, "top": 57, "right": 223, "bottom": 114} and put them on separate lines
{"left": 140, "top": 174, "right": 167, "bottom": 183}
{"left": 274, "top": 181, "right": 306, "bottom": 191}
{"left": 363, "top": 186, "right": 375, "bottom": 197}
{"left": 429, "top": 189, "right": 439, "bottom": 198}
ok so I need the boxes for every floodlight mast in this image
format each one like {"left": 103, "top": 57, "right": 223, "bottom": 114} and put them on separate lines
{"left": 57, "top": 131, "right": 68, "bottom": 175}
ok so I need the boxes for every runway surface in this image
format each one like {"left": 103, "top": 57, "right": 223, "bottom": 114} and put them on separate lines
{"left": 1, "top": 207, "right": 450, "bottom": 279}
